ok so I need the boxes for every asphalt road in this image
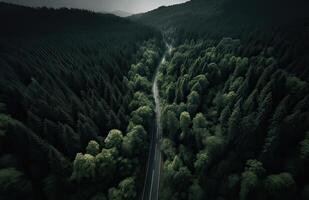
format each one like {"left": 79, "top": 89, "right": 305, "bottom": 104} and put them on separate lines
{"left": 142, "top": 44, "right": 171, "bottom": 200}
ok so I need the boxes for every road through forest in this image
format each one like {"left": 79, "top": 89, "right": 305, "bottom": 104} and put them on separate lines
{"left": 142, "top": 43, "right": 172, "bottom": 200}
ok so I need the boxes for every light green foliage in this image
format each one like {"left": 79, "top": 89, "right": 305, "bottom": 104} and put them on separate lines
{"left": 193, "top": 113, "right": 207, "bottom": 130}
{"left": 194, "top": 150, "right": 209, "bottom": 173}
{"left": 105, "top": 129, "right": 123, "bottom": 149}
{"left": 195, "top": 75, "right": 209, "bottom": 89}
{"left": 126, "top": 121, "right": 136, "bottom": 132}
{"left": 95, "top": 148, "right": 118, "bottom": 176}
{"left": 71, "top": 153, "right": 96, "bottom": 182}
{"left": 204, "top": 135, "right": 224, "bottom": 159}
{"left": 122, "top": 125, "right": 147, "bottom": 157}
{"left": 108, "top": 177, "right": 137, "bottom": 200}
{"left": 143, "top": 48, "right": 158, "bottom": 66}
{"left": 168, "top": 52, "right": 185, "bottom": 75}
{"left": 178, "top": 102, "right": 188, "bottom": 115}
{"left": 193, "top": 113, "right": 208, "bottom": 148}
{"left": 129, "top": 92, "right": 153, "bottom": 111}
{"left": 205, "top": 47, "right": 216, "bottom": 62}
{"left": 228, "top": 55, "right": 237, "bottom": 67}
{"left": 161, "top": 138, "right": 176, "bottom": 160}
{"left": 187, "top": 91, "right": 200, "bottom": 115}
{"left": 223, "top": 91, "right": 237, "bottom": 105}
{"left": 169, "top": 155, "right": 183, "bottom": 171}
{"left": 86, "top": 140, "right": 100, "bottom": 156}
{"left": 162, "top": 104, "right": 180, "bottom": 118}
{"left": 157, "top": 71, "right": 165, "bottom": 87}
{"left": 180, "top": 111, "right": 191, "bottom": 139}
{"left": 165, "top": 155, "right": 192, "bottom": 190}
{"left": 189, "top": 74, "right": 209, "bottom": 93}
{"left": 131, "top": 74, "right": 152, "bottom": 92}
{"left": 0, "top": 167, "right": 32, "bottom": 196}
{"left": 152, "top": 34, "right": 308, "bottom": 200}
{"left": 130, "top": 63, "right": 149, "bottom": 77}
{"left": 118, "top": 177, "right": 137, "bottom": 199}
{"left": 191, "top": 82, "right": 202, "bottom": 94}
{"left": 131, "top": 106, "right": 153, "bottom": 128}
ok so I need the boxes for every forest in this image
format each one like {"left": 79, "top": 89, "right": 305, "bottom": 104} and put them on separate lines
{"left": 133, "top": 0, "right": 309, "bottom": 199}
{"left": 157, "top": 36, "right": 309, "bottom": 200}
{"left": 1, "top": 0, "right": 309, "bottom": 200}
{"left": 0, "top": 2, "right": 164, "bottom": 200}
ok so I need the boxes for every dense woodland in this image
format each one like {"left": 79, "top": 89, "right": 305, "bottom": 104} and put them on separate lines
{"left": 0, "top": 2, "right": 163, "bottom": 200}
{"left": 1, "top": 0, "right": 309, "bottom": 199}
{"left": 133, "top": 0, "right": 309, "bottom": 199}
{"left": 157, "top": 35, "right": 309, "bottom": 200}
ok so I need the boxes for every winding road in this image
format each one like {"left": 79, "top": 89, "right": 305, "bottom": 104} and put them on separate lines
{"left": 142, "top": 44, "right": 171, "bottom": 200}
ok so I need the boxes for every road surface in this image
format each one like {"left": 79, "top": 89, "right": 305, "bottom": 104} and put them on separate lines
{"left": 142, "top": 44, "right": 171, "bottom": 200}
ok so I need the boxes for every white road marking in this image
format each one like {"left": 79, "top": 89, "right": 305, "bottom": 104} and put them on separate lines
{"left": 150, "top": 170, "right": 155, "bottom": 198}
{"left": 156, "top": 151, "right": 161, "bottom": 200}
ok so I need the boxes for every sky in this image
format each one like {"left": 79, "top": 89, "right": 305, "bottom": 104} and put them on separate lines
{"left": 1, "top": 0, "right": 189, "bottom": 14}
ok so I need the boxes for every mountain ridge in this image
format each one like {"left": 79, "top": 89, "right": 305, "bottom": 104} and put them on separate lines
{"left": 130, "top": 0, "right": 309, "bottom": 39}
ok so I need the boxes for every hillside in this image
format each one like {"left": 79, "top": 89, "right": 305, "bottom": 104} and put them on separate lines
{"left": 132, "top": 0, "right": 309, "bottom": 200}
{"left": 131, "top": 0, "right": 309, "bottom": 39}
{"left": 0, "top": 3, "right": 164, "bottom": 200}
{"left": 1, "top": 1, "right": 309, "bottom": 200}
